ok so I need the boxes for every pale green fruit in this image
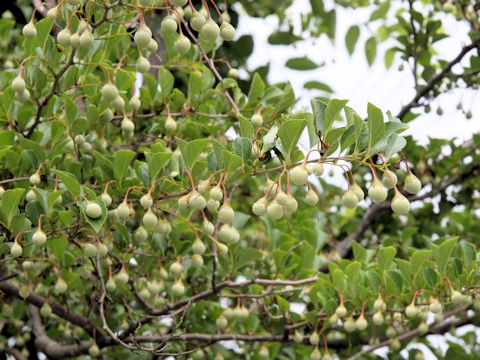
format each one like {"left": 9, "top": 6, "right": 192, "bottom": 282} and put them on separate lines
{"left": 121, "top": 116, "right": 134, "bottom": 133}
{"left": 343, "top": 316, "right": 356, "bottom": 332}
{"left": 335, "top": 304, "right": 347, "bottom": 318}
{"left": 251, "top": 113, "right": 263, "bottom": 127}
{"left": 259, "top": 345, "right": 269, "bottom": 359}
{"left": 101, "top": 192, "right": 112, "bottom": 207}
{"left": 83, "top": 243, "right": 97, "bottom": 257}
{"left": 220, "top": 22, "right": 235, "bottom": 41}
{"left": 217, "top": 242, "right": 228, "bottom": 256}
{"left": 85, "top": 202, "right": 102, "bottom": 219}
{"left": 101, "top": 83, "right": 119, "bottom": 101}
{"left": 386, "top": 326, "right": 396, "bottom": 337}
{"left": 292, "top": 330, "right": 303, "bottom": 343}
{"left": 192, "top": 238, "right": 206, "bottom": 255}
{"left": 81, "top": 142, "right": 92, "bottom": 152}
{"left": 10, "top": 242, "right": 22, "bottom": 257}
{"left": 134, "top": 226, "right": 148, "bottom": 242}
{"left": 0, "top": 186, "right": 4, "bottom": 198}
{"left": 143, "top": 209, "right": 158, "bottom": 228}
{"left": 276, "top": 191, "right": 288, "bottom": 205}
{"left": 169, "top": 261, "right": 183, "bottom": 276}
{"left": 191, "top": 254, "right": 204, "bottom": 267}
{"left": 136, "top": 56, "right": 150, "bottom": 73}
{"left": 79, "top": 30, "right": 93, "bottom": 48}
{"left": 40, "top": 302, "right": 52, "bottom": 317}
{"left": 372, "top": 311, "right": 384, "bottom": 325}
{"left": 310, "top": 347, "right": 321, "bottom": 360}
{"left": 55, "top": 278, "right": 68, "bottom": 293}
{"left": 171, "top": 0, "right": 187, "bottom": 5}
{"left": 23, "top": 22, "right": 37, "bottom": 39}
{"left": 373, "top": 296, "right": 386, "bottom": 312}
{"left": 188, "top": 191, "right": 206, "bottom": 210}
{"left": 140, "top": 194, "right": 153, "bottom": 209}
{"left": 417, "top": 322, "right": 428, "bottom": 334}
{"left": 342, "top": 189, "right": 358, "bottom": 209}
{"left": 228, "top": 68, "right": 238, "bottom": 79}
{"left": 290, "top": 166, "right": 308, "bottom": 186}
{"left": 106, "top": 277, "right": 116, "bottom": 292}
{"left": 174, "top": 35, "right": 191, "bottom": 55}
{"left": 351, "top": 183, "right": 364, "bottom": 201}
{"left": 171, "top": 280, "right": 185, "bottom": 296}
{"left": 147, "top": 38, "right": 158, "bottom": 52}
{"left": 115, "top": 269, "right": 129, "bottom": 285}
{"left": 116, "top": 202, "right": 130, "bottom": 219}
{"left": 19, "top": 285, "right": 30, "bottom": 299}
{"left": 429, "top": 298, "right": 442, "bottom": 313}
{"left": 75, "top": 134, "right": 85, "bottom": 145}
{"left": 381, "top": 169, "right": 398, "bottom": 189}
{"left": 307, "top": 162, "right": 324, "bottom": 176}
{"left": 57, "top": 29, "right": 72, "bottom": 48}
{"left": 26, "top": 189, "right": 37, "bottom": 202}
{"left": 201, "top": 20, "right": 220, "bottom": 41}
{"left": 207, "top": 199, "right": 220, "bottom": 213}
{"left": 32, "top": 229, "right": 47, "bottom": 246}
{"left": 223, "top": 307, "right": 234, "bottom": 319}
{"left": 22, "top": 260, "right": 32, "bottom": 270}
{"left": 178, "top": 194, "right": 190, "bottom": 209}
{"left": 165, "top": 116, "right": 177, "bottom": 134}
{"left": 355, "top": 315, "right": 368, "bottom": 331}
{"left": 202, "top": 220, "right": 215, "bottom": 236}
{"left": 451, "top": 289, "right": 467, "bottom": 304}
{"left": 16, "top": 89, "right": 30, "bottom": 102}
{"left": 285, "top": 195, "right": 298, "bottom": 214}
{"left": 78, "top": 20, "right": 89, "bottom": 33}
{"left": 129, "top": 96, "right": 141, "bottom": 111}
{"left": 140, "top": 287, "right": 151, "bottom": 299}
{"left": 304, "top": 189, "right": 319, "bottom": 206}
{"left": 147, "top": 280, "right": 163, "bottom": 295}
{"left": 97, "top": 243, "right": 108, "bottom": 257}
{"left": 134, "top": 28, "right": 151, "bottom": 49}
{"left": 88, "top": 344, "right": 100, "bottom": 357}
{"left": 30, "top": 173, "right": 41, "bottom": 185}
{"left": 391, "top": 193, "right": 410, "bottom": 215}
{"left": 218, "top": 224, "right": 240, "bottom": 244}
{"left": 405, "top": 303, "right": 418, "bottom": 318}
{"left": 190, "top": 13, "right": 206, "bottom": 32}
{"left": 161, "top": 15, "right": 178, "bottom": 33}
{"left": 216, "top": 315, "right": 228, "bottom": 330}
{"left": 329, "top": 313, "right": 339, "bottom": 325}
{"left": 218, "top": 205, "right": 235, "bottom": 224}
{"left": 404, "top": 173, "right": 422, "bottom": 194}
{"left": 197, "top": 179, "right": 211, "bottom": 195}
{"left": 309, "top": 331, "right": 319, "bottom": 345}
{"left": 266, "top": 201, "right": 283, "bottom": 220}
{"left": 11, "top": 76, "right": 26, "bottom": 93}
{"left": 70, "top": 32, "right": 80, "bottom": 47}
{"left": 368, "top": 179, "right": 388, "bottom": 202}
{"left": 156, "top": 219, "right": 172, "bottom": 235}
{"left": 210, "top": 186, "right": 223, "bottom": 201}
{"left": 252, "top": 198, "right": 267, "bottom": 215}
{"left": 47, "top": 7, "right": 58, "bottom": 19}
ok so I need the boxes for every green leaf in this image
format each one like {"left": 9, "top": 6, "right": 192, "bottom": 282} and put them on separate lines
{"left": 377, "top": 246, "right": 396, "bottom": 273}
{"left": 277, "top": 119, "right": 307, "bottom": 159}
{"left": 366, "top": 102, "right": 385, "bottom": 156}
{"left": 365, "top": 37, "right": 377, "bottom": 65}
{"left": 237, "top": 115, "right": 254, "bottom": 139}
{"left": 385, "top": 133, "right": 406, "bottom": 159}
{"left": 55, "top": 170, "right": 82, "bottom": 198}
{"left": 179, "top": 139, "right": 210, "bottom": 169}
{"left": 267, "top": 31, "right": 302, "bottom": 45}
{"left": 410, "top": 250, "right": 431, "bottom": 278}
{"left": 436, "top": 237, "right": 458, "bottom": 274}
{"left": 285, "top": 56, "right": 320, "bottom": 71}
{"left": 78, "top": 199, "right": 107, "bottom": 233}
{"left": 303, "top": 81, "right": 333, "bottom": 93}
{"left": 47, "top": 236, "right": 69, "bottom": 263}
{"left": 145, "top": 152, "right": 172, "bottom": 181}
{"left": 32, "top": 188, "right": 49, "bottom": 215}
{"left": 232, "top": 137, "right": 252, "bottom": 161}
{"left": 0, "top": 189, "right": 25, "bottom": 229}
{"left": 247, "top": 73, "right": 265, "bottom": 104}
{"left": 311, "top": 98, "right": 348, "bottom": 137}
{"left": 345, "top": 25, "right": 360, "bottom": 55}
{"left": 332, "top": 269, "right": 346, "bottom": 291}
{"left": 114, "top": 150, "right": 136, "bottom": 186}
{"left": 158, "top": 66, "right": 174, "bottom": 97}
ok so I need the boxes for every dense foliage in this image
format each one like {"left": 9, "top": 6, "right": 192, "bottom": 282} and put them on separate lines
{"left": 0, "top": 0, "right": 479, "bottom": 359}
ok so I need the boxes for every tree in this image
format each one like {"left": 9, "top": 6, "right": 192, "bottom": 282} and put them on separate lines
{"left": 0, "top": 0, "right": 479, "bottom": 359}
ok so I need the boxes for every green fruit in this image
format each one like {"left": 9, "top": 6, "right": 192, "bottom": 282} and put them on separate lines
{"left": 210, "top": 186, "right": 223, "bottom": 201}
{"left": 218, "top": 224, "right": 240, "bottom": 244}
{"left": 285, "top": 195, "right": 298, "bottom": 214}
{"left": 228, "top": 68, "right": 238, "bottom": 78}
{"left": 304, "top": 189, "right": 318, "bottom": 206}
{"left": 143, "top": 209, "right": 158, "bottom": 228}
{"left": 344, "top": 316, "right": 356, "bottom": 333}
{"left": 391, "top": 193, "right": 410, "bottom": 215}
{"left": 368, "top": 179, "right": 388, "bottom": 202}
{"left": 188, "top": 191, "right": 206, "bottom": 210}
{"left": 217, "top": 242, "right": 228, "bottom": 256}
{"left": 174, "top": 35, "right": 191, "bottom": 55}
{"left": 171, "top": 280, "right": 185, "bottom": 296}
{"left": 309, "top": 331, "right": 319, "bottom": 345}
{"left": 85, "top": 202, "right": 102, "bottom": 219}
{"left": 40, "top": 302, "right": 52, "bottom": 317}
{"left": 308, "top": 162, "right": 324, "bottom": 176}
{"left": 220, "top": 22, "right": 235, "bottom": 41}
{"left": 355, "top": 315, "right": 368, "bottom": 331}
{"left": 190, "top": 13, "right": 206, "bottom": 32}
{"left": 192, "top": 238, "right": 206, "bottom": 254}
{"left": 19, "top": 285, "right": 30, "bottom": 299}
{"left": 372, "top": 311, "right": 384, "bottom": 325}
{"left": 101, "top": 192, "right": 112, "bottom": 207}
{"left": 259, "top": 346, "right": 269, "bottom": 359}
{"left": 22, "top": 260, "right": 32, "bottom": 270}
{"left": 22, "top": 22, "right": 37, "bottom": 39}
{"left": 417, "top": 322, "right": 428, "bottom": 334}
{"left": 79, "top": 30, "right": 93, "bottom": 48}
{"left": 310, "top": 347, "right": 321, "bottom": 360}
{"left": 83, "top": 243, "right": 97, "bottom": 257}
{"left": 202, "top": 220, "right": 215, "bottom": 236}
{"left": 404, "top": 174, "right": 421, "bottom": 194}
{"left": 161, "top": 16, "right": 178, "bottom": 33}
{"left": 47, "top": 7, "right": 58, "bottom": 19}
{"left": 206, "top": 199, "right": 220, "bottom": 213}
{"left": 134, "top": 28, "right": 152, "bottom": 49}
{"left": 88, "top": 344, "right": 100, "bottom": 357}
{"left": 429, "top": 298, "right": 442, "bottom": 313}
{"left": 252, "top": 198, "right": 267, "bottom": 215}
{"left": 218, "top": 205, "right": 235, "bottom": 224}
{"left": 197, "top": 179, "right": 210, "bottom": 195}
{"left": 97, "top": 243, "right": 108, "bottom": 257}
{"left": 169, "top": 261, "right": 183, "bottom": 276}
{"left": 136, "top": 56, "right": 150, "bottom": 73}
{"left": 117, "top": 202, "right": 130, "bottom": 219}
{"left": 171, "top": 0, "right": 188, "bottom": 5}
{"left": 251, "top": 113, "right": 263, "bottom": 127}
{"left": 140, "top": 194, "right": 153, "bottom": 209}
{"left": 156, "top": 219, "right": 172, "bottom": 235}
{"left": 290, "top": 166, "right": 308, "bottom": 186}
{"left": 10, "top": 242, "right": 22, "bottom": 257}
{"left": 115, "top": 269, "right": 129, "bottom": 284}
{"left": 11, "top": 76, "right": 26, "bottom": 93}
{"left": 201, "top": 20, "right": 220, "bottom": 41}
{"left": 101, "top": 83, "right": 119, "bottom": 101}
{"left": 0, "top": 186, "right": 4, "bottom": 198}
{"left": 16, "top": 89, "right": 30, "bottom": 102}
{"left": 112, "top": 95, "right": 125, "bottom": 112}
{"left": 405, "top": 303, "right": 417, "bottom": 318}
{"left": 134, "top": 226, "right": 148, "bottom": 242}
{"left": 216, "top": 315, "right": 228, "bottom": 330}
{"left": 381, "top": 169, "right": 398, "bottom": 189}
{"left": 335, "top": 304, "right": 347, "bottom": 318}
{"left": 191, "top": 254, "right": 204, "bottom": 267}
{"left": 147, "top": 38, "right": 158, "bottom": 52}
{"left": 266, "top": 201, "right": 283, "bottom": 220}
{"left": 29, "top": 173, "right": 41, "bottom": 185}
{"left": 55, "top": 278, "right": 68, "bottom": 293}
{"left": 70, "top": 33, "right": 80, "bottom": 47}
{"left": 451, "top": 289, "right": 466, "bottom": 304}
{"left": 101, "top": 108, "right": 114, "bottom": 122}
{"left": 129, "top": 96, "right": 141, "bottom": 111}
{"left": 26, "top": 189, "right": 37, "bottom": 202}
{"left": 32, "top": 229, "right": 47, "bottom": 246}
{"left": 292, "top": 330, "right": 303, "bottom": 343}
{"left": 121, "top": 117, "right": 134, "bottom": 133}
{"left": 342, "top": 189, "right": 358, "bottom": 209}
{"left": 106, "top": 277, "right": 116, "bottom": 292}
{"left": 351, "top": 183, "right": 364, "bottom": 201}
{"left": 75, "top": 134, "right": 85, "bottom": 145}
{"left": 165, "top": 116, "right": 177, "bottom": 134}
{"left": 373, "top": 296, "right": 386, "bottom": 311}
